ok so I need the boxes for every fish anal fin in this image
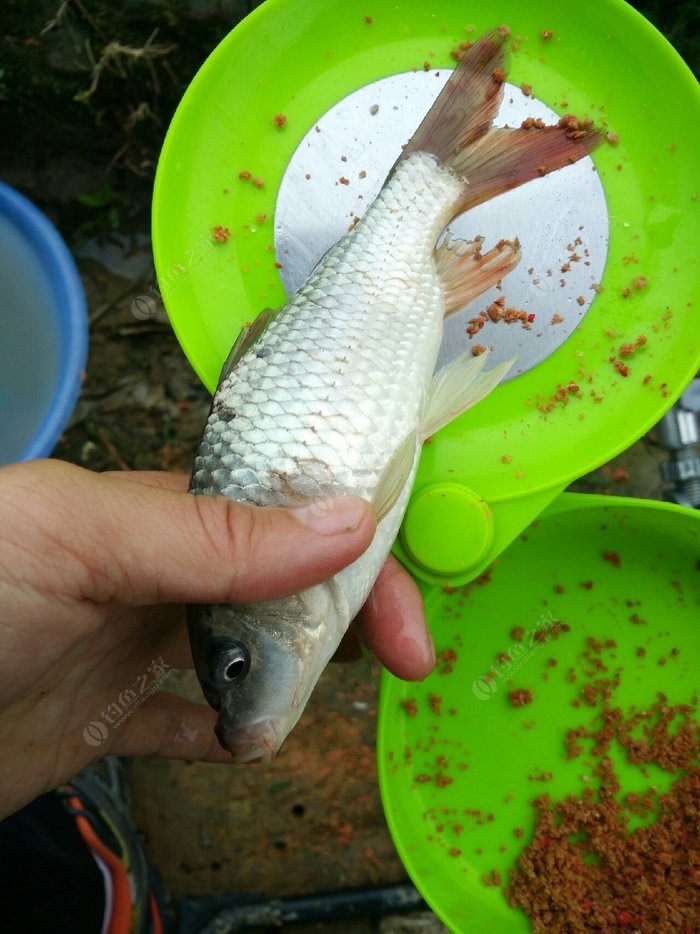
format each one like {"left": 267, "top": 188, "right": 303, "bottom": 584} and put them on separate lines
{"left": 422, "top": 351, "right": 514, "bottom": 440}
{"left": 436, "top": 236, "right": 521, "bottom": 316}
{"left": 372, "top": 432, "right": 418, "bottom": 523}
{"left": 219, "top": 307, "right": 279, "bottom": 381}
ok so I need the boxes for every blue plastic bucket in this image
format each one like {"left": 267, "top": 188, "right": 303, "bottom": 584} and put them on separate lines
{"left": 0, "top": 181, "right": 88, "bottom": 463}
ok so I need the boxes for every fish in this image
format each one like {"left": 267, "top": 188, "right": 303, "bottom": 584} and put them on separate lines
{"left": 188, "top": 29, "right": 603, "bottom": 763}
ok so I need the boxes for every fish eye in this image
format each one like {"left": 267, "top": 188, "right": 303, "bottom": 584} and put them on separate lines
{"left": 218, "top": 643, "right": 249, "bottom": 685}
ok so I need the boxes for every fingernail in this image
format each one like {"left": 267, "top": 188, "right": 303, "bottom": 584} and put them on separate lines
{"left": 293, "top": 496, "right": 369, "bottom": 535}
{"left": 425, "top": 635, "right": 437, "bottom": 673}
{"left": 408, "top": 633, "right": 437, "bottom": 679}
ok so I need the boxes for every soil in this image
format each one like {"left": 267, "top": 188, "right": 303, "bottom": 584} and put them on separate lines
{"left": 2, "top": 2, "right": 696, "bottom": 931}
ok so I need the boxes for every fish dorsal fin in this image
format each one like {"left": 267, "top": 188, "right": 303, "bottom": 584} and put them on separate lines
{"left": 372, "top": 432, "right": 418, "bottom": 522}
{"left": 219, "top": 307, "right": 279, "bottom": 381}
{"left": 421, "top": 351, "right": 514, "bottom": 440}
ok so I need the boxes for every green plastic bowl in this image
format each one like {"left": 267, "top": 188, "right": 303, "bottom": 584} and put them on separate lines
{"left": 153, "top": 0, "right": 700, "bottom": 585}
{"left": 378, "top": 494, "right": 699, "bottom": 932}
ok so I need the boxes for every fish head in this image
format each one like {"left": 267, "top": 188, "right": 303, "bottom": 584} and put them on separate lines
{"left": 188, "top": 602, "right": 318, "bottom": 764}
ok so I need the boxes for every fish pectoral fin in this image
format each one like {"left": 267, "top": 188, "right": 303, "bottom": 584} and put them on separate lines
{"left": 361, "top": 642, "right": 379, "bottom": 685}
{"left": 436, "top": 235, "right": 521, "bottom": 316}
{"left": 219, "top": 307, "right": 279, "bottom": 380}
{"left": 372, "top": 432, "right": 418, "bottom": 522}
{"left": 354, "top": 623, "right": 379, "bottom": 683}
{"left": 421, "top": 350, "right": 515, "bottom": 440}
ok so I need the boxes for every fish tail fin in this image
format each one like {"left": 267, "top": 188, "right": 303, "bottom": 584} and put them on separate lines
{"left": 402, "top": 29, "right": 604, "bottom": 220}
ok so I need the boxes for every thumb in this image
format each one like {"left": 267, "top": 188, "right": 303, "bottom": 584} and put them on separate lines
{"left": 4, "top": 461, "right": 376, "bottom": 607}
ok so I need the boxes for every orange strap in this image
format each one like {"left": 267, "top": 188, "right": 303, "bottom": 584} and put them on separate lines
{"left": 149, "top": 892, "right": 164, "bottom": 934}
{"left": 67, "top": 794, "right": 132, "bottom": 934}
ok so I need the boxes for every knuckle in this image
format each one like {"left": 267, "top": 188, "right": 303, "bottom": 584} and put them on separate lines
{"left": 191, "top": 494, "right": 263, "bottom": 597}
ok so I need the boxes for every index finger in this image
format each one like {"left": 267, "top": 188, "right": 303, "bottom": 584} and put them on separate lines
{"left": 355, "top": 555, "right": 434, "bottom": 681}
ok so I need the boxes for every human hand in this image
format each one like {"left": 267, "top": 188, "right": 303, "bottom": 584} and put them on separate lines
{"left": 0, "top": 459, "right": 432, "bottom": 818}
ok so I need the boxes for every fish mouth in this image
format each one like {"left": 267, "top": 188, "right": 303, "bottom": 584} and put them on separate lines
{"left": 215, "top": 717, "right": 281, "bottom": 764}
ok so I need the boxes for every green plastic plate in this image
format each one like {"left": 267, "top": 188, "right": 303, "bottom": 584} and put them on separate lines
{"left": 153, "top": 0, "right": 700, "bottom": 585}
{"left": 378, "top": 495, "right": 700, "bottom": 932}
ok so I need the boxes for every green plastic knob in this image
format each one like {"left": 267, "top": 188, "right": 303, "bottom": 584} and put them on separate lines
{"left": 400, "top": 483, "right": 494, "bottom": 577}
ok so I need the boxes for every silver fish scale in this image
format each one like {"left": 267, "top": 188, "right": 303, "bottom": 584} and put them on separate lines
{"left": 191, "top": 153, "right": 462, "bottom": 508}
